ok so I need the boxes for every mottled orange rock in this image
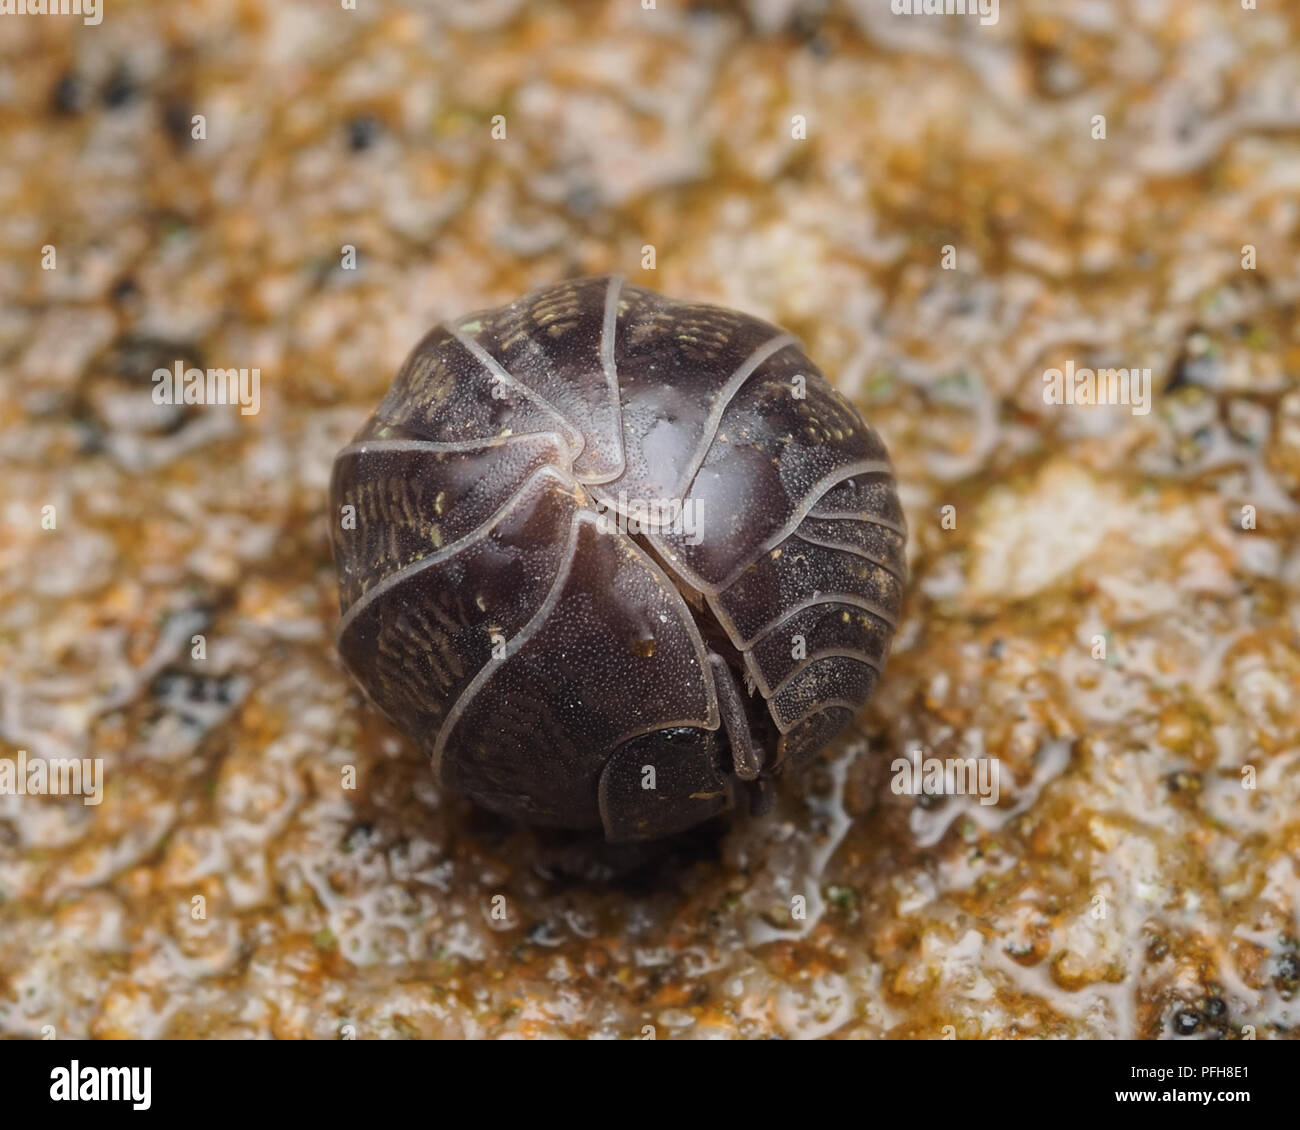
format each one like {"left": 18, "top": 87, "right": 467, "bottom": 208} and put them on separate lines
{"left": 1, "top": 0, "right": 1298, "bottom": 1041}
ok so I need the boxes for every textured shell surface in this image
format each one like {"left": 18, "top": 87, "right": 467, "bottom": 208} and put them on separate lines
{"left": 330, "top": 276, "right": 906, "bottom": 842}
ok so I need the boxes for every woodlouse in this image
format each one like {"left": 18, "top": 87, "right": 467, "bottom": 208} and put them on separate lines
{"left": 330, "top": 276, "right": 906, "bottom": 842}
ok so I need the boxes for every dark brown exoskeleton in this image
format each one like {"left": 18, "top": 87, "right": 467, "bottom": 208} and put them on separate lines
{"left": 330, "top": 277, "right": 906, "bottom": 842}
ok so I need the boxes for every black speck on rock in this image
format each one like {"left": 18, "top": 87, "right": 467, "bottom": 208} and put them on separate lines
{"left": 686, "top": 1, "right": 725, "bottom": 22}
{"left": 346, "top": 114, "right": 382, "bottom": 152}
{"left": 342, "top": 822, "right": 375, "bottom": 854}
{"left": 1166, "top": 770, "right": 1202, "bottom": 794}
{"left": 565, "top": 183, "right": 600, "bottom": 217}
{"left": 162, "top": 101, "right": 194, "bottom": 145}
{"left": 109, "top": 276, "right": 140, "bottom": 306}
{"left": 525, "top": 920, "right": 562, "bottom": 947}
{"left": 1172, "top": 1008, "right": 1201, "bottom": 1036}
{"left": 51, "top": 71, "right": 87, "bottom": 115}
{"left": 1275, "top": 951, "right": 1299, "bottom": 994}
{"left": 790, "top": 9, "right": 828, "bottom": 53}
{"left": 103, "top": 66, "right": 138, "bottom": 109}
{"left": 101, "top": 333, "right": 202, "bottom": 381}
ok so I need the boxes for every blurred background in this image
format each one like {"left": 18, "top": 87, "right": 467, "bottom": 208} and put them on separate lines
{"left": 1, "top": 0, "right": 1298, "bottom": 1038}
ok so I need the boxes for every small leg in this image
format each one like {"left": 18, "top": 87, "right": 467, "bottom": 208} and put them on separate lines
{"left": 745, "top": 774, "right": 775, "bottom": 817}
{"left": 707, "top": 653, "right": 763, "bottom": 782}
{"left": 531, "top": 829, "right": 676, "bottom": 881}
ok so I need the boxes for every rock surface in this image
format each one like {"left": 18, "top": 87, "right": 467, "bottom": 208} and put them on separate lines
{"left": 0, "top": 0, "right": 1298, "bottom": 1039}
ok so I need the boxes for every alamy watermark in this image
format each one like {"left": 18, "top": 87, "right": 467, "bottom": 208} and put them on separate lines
{"left": 1043, "top": 360, "right": 1151, "bottom": 416}
{"left": 891, "top": 0, "right": 998, "bottom": 27}
{"left": 152, "top": 361, "right": 261, "bottom": 416}
{"left": 0, "top": 0, "right": 101, "bottom": 25}
{"left": 593, "top": 491, "right": 704, "bottom": 546}
{"left": 891, "top": 744, "right": 1000, "bottom": 806}
{"left": 50, "top": 1061, "right": 150, "bottom": 1110}
{"left": 0, "top": 749, "right": 103, "bottom": 806}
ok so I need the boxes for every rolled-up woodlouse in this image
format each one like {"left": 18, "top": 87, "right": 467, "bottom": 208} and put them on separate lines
{"left": 330, "top": 276, "right": 906, "bottom": 842}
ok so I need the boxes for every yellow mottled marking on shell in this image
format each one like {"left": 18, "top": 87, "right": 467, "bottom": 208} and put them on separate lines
{"left": 434, "top": 490, "right": 446, "bottom": 516}
{"left": 459, "top": 319, "right": 482, "bottom": 333}
{"left": 429, "top": 525, "right": 442, "bottom": 548}
{"left": 477, "top": 594, "right": 488, "bottom": 611}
